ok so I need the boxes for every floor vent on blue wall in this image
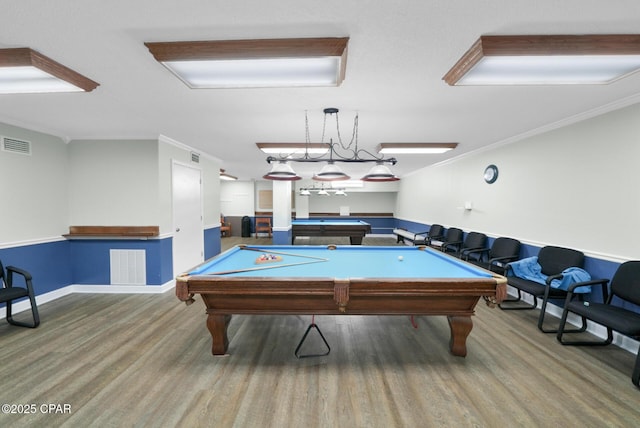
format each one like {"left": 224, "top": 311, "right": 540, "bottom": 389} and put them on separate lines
{"left": 110, "top": 250, "right": 146, "bottom": 285}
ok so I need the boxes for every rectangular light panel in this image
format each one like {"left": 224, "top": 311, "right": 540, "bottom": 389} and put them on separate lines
{"left": 457, "top": 55, "right": 640, "bottom": 85}
{"left": 443, "top": 35, "right": 640, "bottom": 86}
{"left": 257, "top": 143, "right": 330, "bottom": 155}
{"left": 0, "top": 66, "right": 84, "bottom": 94}
{"left": 377, "top": 143, "right": 458, "bottom": 154}
{"left": 0, "top": 48, "right": 99, "bottom": 94}
{"left": 164, "top": 57, "right": 342, "bottom": 88}
{"left": 145, "top": 37, "right": 348, "bottom": 89}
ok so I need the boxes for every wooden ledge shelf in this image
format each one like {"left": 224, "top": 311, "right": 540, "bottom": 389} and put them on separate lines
{"left": 64, "top": 226, "right": 160, "bottom": 239}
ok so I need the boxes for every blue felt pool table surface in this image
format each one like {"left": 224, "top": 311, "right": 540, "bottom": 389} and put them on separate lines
{"left": 188, "top": 245, "right": 493, "bottom": 279}
{"left": 291, "top": 220, "right": 370, "bottom": 226}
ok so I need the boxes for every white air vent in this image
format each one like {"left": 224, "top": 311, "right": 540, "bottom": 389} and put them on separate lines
{"left": 191, "top": 152, "right": 200, "bottom": 163}
{"left": 2, "top": 136, "right": 31, "bottom": 155}
{"left": 110, "top": 249, "right": 146, "bottom": 285}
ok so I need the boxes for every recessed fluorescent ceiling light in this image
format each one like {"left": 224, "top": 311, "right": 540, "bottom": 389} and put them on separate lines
{"left": 145, "top": 37, "right": 348, "bottom": 88}
{"left": 0, "top": 67, "right": 84, "bottom": 93}
{"left": 377, "top": 143, "right": 458, "bottom": 154}
{"left": 458, "top": 55, "right": 640, "bottom": 85}
{"left": 220, "top": 169, "right": 237, "bottom": 181}
{"left": 332, "top": 180, "right": 363, "bottom": 188}
{"left": 256, "top": 143, "right": 330, "bottom": 155}
{"left": 0, "top": 48, "right": 99, "bottom": 94}
{"left": 164, "top": 57, "right": 341, "bottom": 88}
{"left": 443, "top": 35, "right": 640, "bottom": 85}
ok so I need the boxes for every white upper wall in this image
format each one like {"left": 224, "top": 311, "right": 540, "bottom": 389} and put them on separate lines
{"left": 0, "top": 123, "right": 68, "bottom": 243}
{"left": 396, "top": 102, "right": 640, "bottom": 260}
{"left": 220, "top": 180, "right": 255, "bottom": 217}
{"left": 68, "top": 139, "right": 160, "bottom": 227}
{"left": 307, "top": 192, "right": 396, "bottom": 215}
{"left": 1, "top": 125, "right": 222, "bottom": 243}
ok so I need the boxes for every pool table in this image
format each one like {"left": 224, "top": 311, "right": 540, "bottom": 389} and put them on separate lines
{"left": 176, "top": 245, "right": 507, "bottom": 357}
{"left": 291, "top": 219, "right": 371, "bottom": 245}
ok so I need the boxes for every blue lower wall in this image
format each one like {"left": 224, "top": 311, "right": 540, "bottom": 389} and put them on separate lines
{"left": 3, "top": 221, "right": 638, "bottom": 318}
{"left": 205, "top": 226, "right": 221, "bottom": 260}
{"left": 0, "top": 240, "right": 72, "bottom": 295}
{"left": 273, "top": 229, "right": 292, "bottom": 245}
{"left": 394, "top": 219, "right": 431, "bottom": 235}
{"left": 359, "top": 216, "right": 395, "bottom": 234}
{"left": 69, "top": 238, "right": 173, "bottom": 285}
{"left": 1, "top": 235, "right": 175, "bottom": 299}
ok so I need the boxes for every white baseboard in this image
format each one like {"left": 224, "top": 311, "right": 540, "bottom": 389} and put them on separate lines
{"left": 0, "top": 281, "right": 176, "bottom": 320}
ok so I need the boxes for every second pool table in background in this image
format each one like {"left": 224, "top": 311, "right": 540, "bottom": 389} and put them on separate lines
{"left": 291, "top": 219, "right": 371, "bottom": 244}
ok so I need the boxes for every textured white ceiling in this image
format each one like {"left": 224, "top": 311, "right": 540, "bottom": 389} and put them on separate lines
{"left": 2, "top": 1, "right": 640, "bottom": 180}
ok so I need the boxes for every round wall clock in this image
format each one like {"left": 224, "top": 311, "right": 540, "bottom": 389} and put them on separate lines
{"left": 484, "top": 164, "right": 498, "bottom": 184}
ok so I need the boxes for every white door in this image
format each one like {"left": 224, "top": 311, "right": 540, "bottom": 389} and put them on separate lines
{"left": 172, "top": 161, "right": 203, "bottom": 276}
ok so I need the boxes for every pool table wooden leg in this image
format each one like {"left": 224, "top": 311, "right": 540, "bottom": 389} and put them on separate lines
{"left": 207, "top": 314, "right": 231, "bottom": 355}
{"left": 447, "top": 315, "right": 473, "bottom": 357}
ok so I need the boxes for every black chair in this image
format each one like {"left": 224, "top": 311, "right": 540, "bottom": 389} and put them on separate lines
{"left": 557, "top": 261, "right": 640, "bottom": 388}
{"left": 501, "top": 246, "right": 586, "bottom": 333}
{"left": 463, "top": 237, "right": 521, "bottom": 274}
{"left": 414, "top": 224, "right": 444, "bottom": 246}
{"left": 457, "top": 232, "right": 488, "bottom": 259}
{"left": 431, "top": 227, "right": 464, "bottom": 254}
{"left": 0, "top": 259, "right": 40, "bottom": 328}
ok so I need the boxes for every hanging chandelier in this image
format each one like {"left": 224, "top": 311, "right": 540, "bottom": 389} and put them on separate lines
{"left": 299, "top": 184, "right": 347, "bottom": 196}
{"left": 260, "top": 108, "right": 399, "bottom": 182}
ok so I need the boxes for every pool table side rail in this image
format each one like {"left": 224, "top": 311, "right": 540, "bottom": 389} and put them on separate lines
{"left": 176, "top": 274, "right": 507, "bottom": 314}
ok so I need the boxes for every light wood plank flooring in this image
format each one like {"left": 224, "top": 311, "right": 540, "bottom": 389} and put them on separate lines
{"left": 1, "top": 237, "right": 638, "bottom": 427}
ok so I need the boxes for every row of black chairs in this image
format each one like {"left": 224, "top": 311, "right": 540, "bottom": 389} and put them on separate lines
{"left": 498, "top": 245, "right": 640, "bottom": 388}
{"left": 418, "top": 224, "right": 522, "bottom": 274}
{"left": 418, "top": 224, "right": 639, "bottom": 387}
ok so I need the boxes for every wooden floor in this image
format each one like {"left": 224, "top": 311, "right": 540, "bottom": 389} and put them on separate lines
{"left": 1, "top": 237, "right": 638, "bottom": 427}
